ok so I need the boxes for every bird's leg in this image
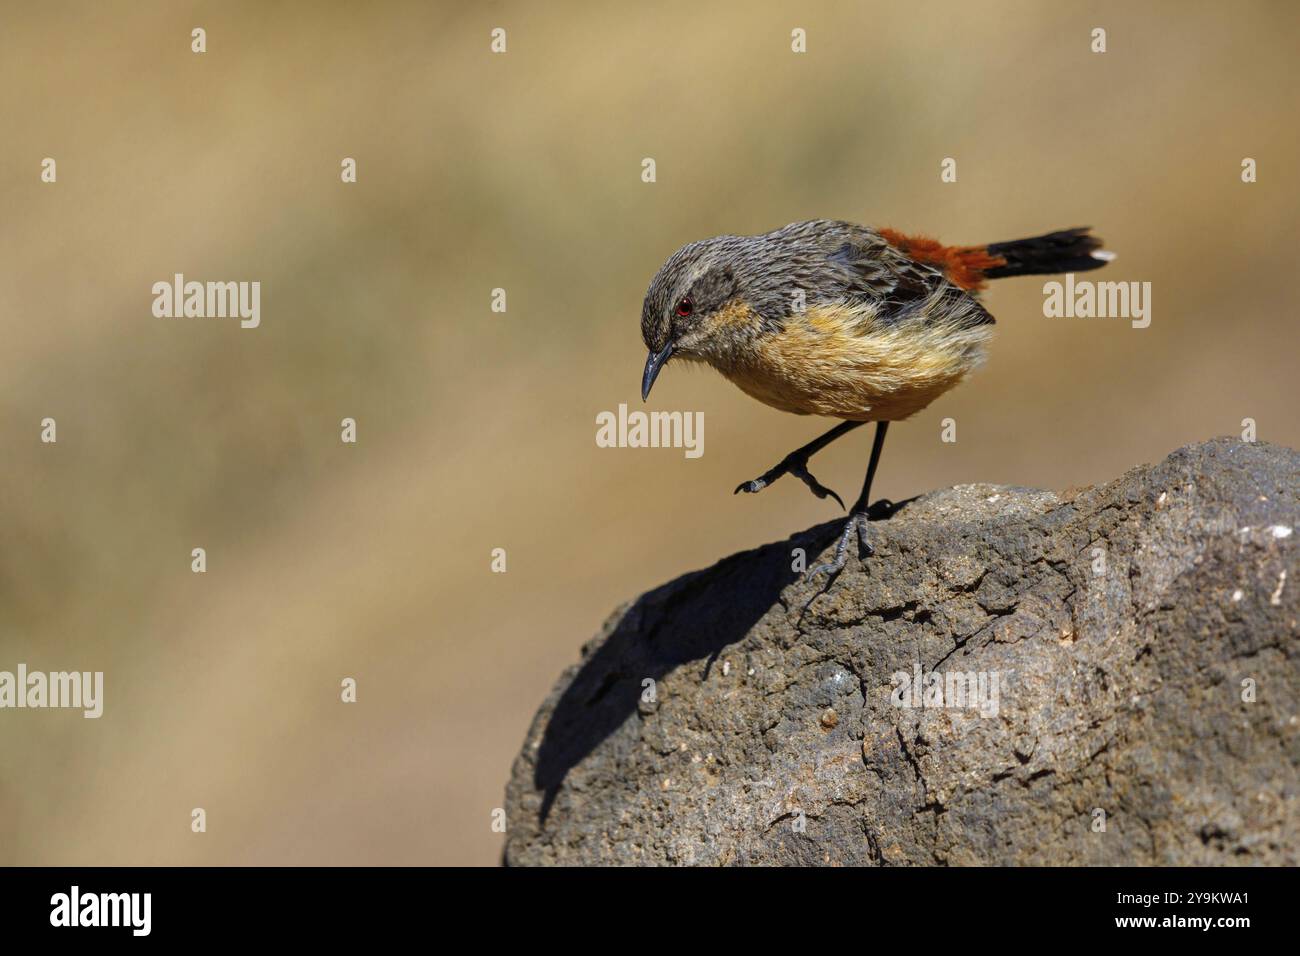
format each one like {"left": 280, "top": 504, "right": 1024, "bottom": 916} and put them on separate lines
{"left": 807, "top": 421, "right": 891, "bottom": 587}
{"left": 734, "top": 420, "right": 863, "bottom": 509}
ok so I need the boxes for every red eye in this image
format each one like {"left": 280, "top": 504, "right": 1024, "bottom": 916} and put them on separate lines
{"left": 675, "top": 297, "right": 693, "bottom": 317}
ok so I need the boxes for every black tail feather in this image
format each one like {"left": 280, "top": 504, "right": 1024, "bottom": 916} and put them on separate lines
{"left": 983, "top": 227, "right": 1109, "bottom": 279}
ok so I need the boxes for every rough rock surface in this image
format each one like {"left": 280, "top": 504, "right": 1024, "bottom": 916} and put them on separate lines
{"left": 505, "top": 440, "right": 1298, "bottom": 865}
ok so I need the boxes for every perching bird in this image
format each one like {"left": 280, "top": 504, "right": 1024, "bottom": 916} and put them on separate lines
{"left": 639, "top": 219, "right": 1111, "bottom": 592}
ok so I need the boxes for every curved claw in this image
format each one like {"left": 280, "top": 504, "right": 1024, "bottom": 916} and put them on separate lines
{"left": 789, "top": 463, "right": 845, "bottom": 510}
{"left": 735, "top": 456, "right": 842, "bottom": 508}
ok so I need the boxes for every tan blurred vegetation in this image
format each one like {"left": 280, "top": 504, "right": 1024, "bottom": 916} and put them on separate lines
{"left": 1, "top": 1, "right": 1297, "bottom": 865}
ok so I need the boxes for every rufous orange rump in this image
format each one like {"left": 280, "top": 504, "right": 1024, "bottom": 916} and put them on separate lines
{"left": 878, "top": 228, "right": 1007, "bottom": 291}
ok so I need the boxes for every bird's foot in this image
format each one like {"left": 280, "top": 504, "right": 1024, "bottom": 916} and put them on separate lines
{"left": 734, "top": 452, "right": 844, "bottom": 509}
{"left": 800, "top": 499, "right": 896, "bottom": 612}
{"left": 806, "top": 512, "right": 873, "bottom": 585}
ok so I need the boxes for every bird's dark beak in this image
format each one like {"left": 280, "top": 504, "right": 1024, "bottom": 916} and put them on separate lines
{"left": 641, "top": 342, "right": 673, "bottom": 401}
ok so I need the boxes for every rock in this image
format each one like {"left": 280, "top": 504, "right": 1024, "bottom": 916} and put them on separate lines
{"left": 504, "top": 439, "right": 1299, "bottom": 865}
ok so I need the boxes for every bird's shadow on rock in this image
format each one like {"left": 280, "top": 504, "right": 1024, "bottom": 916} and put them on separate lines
{"left": 530, "top": 502, "right": 915, "bottom": 824}
{"left": 532, "top": 539, "right": 793, "bottom": 822}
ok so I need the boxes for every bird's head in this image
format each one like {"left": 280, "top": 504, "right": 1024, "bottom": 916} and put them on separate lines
{"left": 639, "top": 237, "right": 758, "bottom": 400}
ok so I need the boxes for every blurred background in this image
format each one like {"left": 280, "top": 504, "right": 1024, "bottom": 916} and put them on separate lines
{"left": 1, "top": 1, "right": 1297, "bottom": 865}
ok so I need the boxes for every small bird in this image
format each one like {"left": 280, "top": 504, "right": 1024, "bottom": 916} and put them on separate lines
{"left": 639, "top": 219, "right": 1111, "bottom": 591}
